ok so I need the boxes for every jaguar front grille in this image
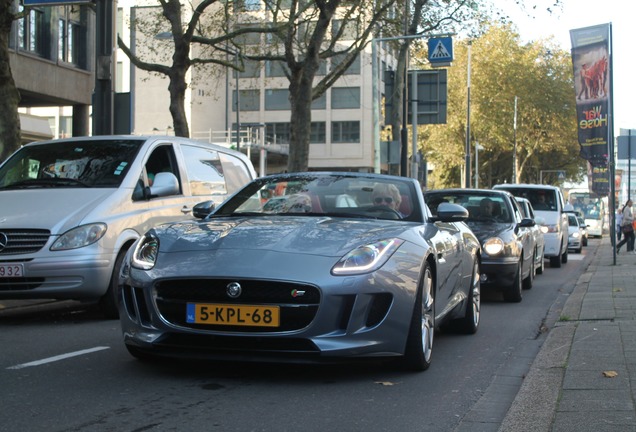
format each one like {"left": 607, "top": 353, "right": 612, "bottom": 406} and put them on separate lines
{"left": 154, "top": 278, "right": 321, "bottom": 333}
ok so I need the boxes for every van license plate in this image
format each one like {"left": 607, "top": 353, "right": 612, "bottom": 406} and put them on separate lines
{"left": 0, "top": 263, "right": 24, "bottom": 278}
{"left": 186, "top": 303, "right": 280, "bottom": 327}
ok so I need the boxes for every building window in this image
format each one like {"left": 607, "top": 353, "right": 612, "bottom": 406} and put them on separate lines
{"left": 265, "top": 123, "right": 291, "bottom": 144}
{"left": 265, "top": 89, "right": 290, "bottom": 111}
{"left": 331, "top": 53, "right": 360, "bottom": 75}
{"left": 58, "top": 20, "right": 79, "bottom": 64}
{"left": 310, "top": 122, "right": 326, "bottom": 143}
{"left": 332, "top": 121, "right": 360, "bottom": 143}
{"left": 312, "top": 93, "right": 326, "bottom": 110}
{"left": 235, "top": 0, "right": 261, "bottom": 11}
{"left": 59, "top": 116, "right": 73, "bottom": 138}
{"left": 331, "top": 19, "right": 358, "bottom": 41}
{"left": 265, "top": 61, "right": 287, "bottom": 77}
{"left": 233, "top": 60, "right": 261, "bottom": 78}
{"left": 233, "top": 89, "right": 260, "bottom": 111}
{"left": 235, "top": 23, "right": 261, "bottom": 45}
{"left": 18, "top": 8, "right": 45, "bottom": 55}
{"left": 331, "top": 87, "right": 360, "bottom": 109}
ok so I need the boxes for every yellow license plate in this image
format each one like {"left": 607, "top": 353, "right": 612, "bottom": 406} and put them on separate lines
{"left": 186, "top": 303, "right": 280, "bottom": 327}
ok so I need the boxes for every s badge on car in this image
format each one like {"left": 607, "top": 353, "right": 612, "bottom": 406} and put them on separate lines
{"left": 226, "top": 282, "right": 242, "bottom": 298}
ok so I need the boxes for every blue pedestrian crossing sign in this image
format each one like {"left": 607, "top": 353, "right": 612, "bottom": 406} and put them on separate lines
{"left": 428, "top": 37, "right": 453, "bottom": 66}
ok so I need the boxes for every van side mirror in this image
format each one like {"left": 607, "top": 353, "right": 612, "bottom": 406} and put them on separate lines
{"left": 149, "top": 172, "right": 179, "bottom": 197}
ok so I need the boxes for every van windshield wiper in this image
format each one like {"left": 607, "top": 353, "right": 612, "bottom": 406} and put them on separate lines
{"left": 0, "top": 178, "right": 91, "bottom": 189}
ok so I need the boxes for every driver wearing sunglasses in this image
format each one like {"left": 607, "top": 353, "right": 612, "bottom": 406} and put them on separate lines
{"left": 371, "top": 183, "right": 403, "bottom": 215}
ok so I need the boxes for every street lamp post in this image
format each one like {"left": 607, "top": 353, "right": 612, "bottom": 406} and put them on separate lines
{"left": 512, "top": 96, "right": 518, "bottom": 183}
{"left": 475, "top": 141, "right": 483, "bottom": 188}
{"left": 465, "top": 42, "right": 471, "bottom": 188}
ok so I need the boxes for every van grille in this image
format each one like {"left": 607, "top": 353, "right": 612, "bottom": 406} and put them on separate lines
{"left": 0, "top": 230, "right": 51, "bottom": 255}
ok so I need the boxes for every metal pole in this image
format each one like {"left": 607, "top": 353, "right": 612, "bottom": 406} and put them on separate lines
{"left": 401, "top": 0, "right": 409, "bottom": 177}
{"left": 235, "top": 54, "right": 240, "bottom": 153}
{"left": 372, "top": 38, "right": 380, "bottom": 173}
{"left": 411, "top": 70, "right": 418, "bottom": 179}
{"left": 629, "top": 129, "right": 632, "bottom": 201}
{"left": 475, "top": 141, "right": 480, "bottom": 188}
{"left": 512, "top": 97, "right": 518, "bottom": 183}
{"left": 608, "top": 23, "right": 616, "bottom": 264}
{"left": 464, "top": 42, "right": 471, "bottom": 188}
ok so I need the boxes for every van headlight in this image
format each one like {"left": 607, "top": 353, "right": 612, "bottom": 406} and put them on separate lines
{"left": 541, "top": 224, "right": 558, "bottom": 233}
{"left": 132, "top": 233, "right": 160, "bottom": 270}
{"left": 51, "top": 223, "right": 107, "bottom": 251}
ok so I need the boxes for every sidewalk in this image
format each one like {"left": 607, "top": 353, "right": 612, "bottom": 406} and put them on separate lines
{"left": 499, "top": 236, "right": 636, "bottom": 431}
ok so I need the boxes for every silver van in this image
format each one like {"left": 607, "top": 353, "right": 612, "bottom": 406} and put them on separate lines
{"left": 0, "top": 135, "right": 256, "bottom": 317}
{"left": 493, "top": 184, "right": 569, "bottom": 268}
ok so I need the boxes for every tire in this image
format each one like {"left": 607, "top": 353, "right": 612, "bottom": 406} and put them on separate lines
{"left": 550, "top": 253, "right": 562, "bottom": 268}
{"left": 522, "top": 254, "right": 534, "bottom": 290}
{"left": 503, "top": 262, "right": 523, "bottom": 302}
{"left": 536, "top": 247, "right": 545, "bottom": 275}
{"left": 402, "top": 263, "right": 435, "bottom": 371}
{"left": 99, "top": 248, "right": 129, "bottom": 319}
{"left": 454, "top": 259, "right": 480, "bottom": 334}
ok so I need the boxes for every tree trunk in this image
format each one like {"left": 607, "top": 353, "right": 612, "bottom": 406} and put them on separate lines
{"left": 0, "top": 3, "right": 21, "bottom": 162}
{"left": 288, "top": 71, "right": 314, "bottom": 172}
{"left": 168, "top": 68, "right": 190, "bottom": 137}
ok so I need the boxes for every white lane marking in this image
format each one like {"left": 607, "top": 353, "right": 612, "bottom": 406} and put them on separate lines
{"left": 7, "top": 346, "right": 110, "bottom": 370}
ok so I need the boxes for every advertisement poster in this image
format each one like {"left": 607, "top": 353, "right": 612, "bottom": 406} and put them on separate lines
{"left": 587, "top": 162, "right": 610, "bottom": 197}
{"left": 570, "top": 24, "right": 611, "bottom": 167}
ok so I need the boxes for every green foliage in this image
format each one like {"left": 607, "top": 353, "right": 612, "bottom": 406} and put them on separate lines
{"left": 421, "top": 23, "right": 585, "bottom": 189}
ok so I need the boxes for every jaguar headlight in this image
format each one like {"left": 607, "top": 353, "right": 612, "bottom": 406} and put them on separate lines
{"left": 332, "top": 238, "right": 404, "bottom": 275}
{"left": 131, "top": 233, "right": 160, "bottom": 270}
{"left": 483, "top": 237, "right": 504, "bottom": 256}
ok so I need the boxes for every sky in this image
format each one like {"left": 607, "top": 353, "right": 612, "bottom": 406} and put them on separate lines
{"left": 497, "top": 0, "right": 635, "bottom": 136}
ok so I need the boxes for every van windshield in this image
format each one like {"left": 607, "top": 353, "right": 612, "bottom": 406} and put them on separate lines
{"left": 497, "top": 187, "right": 558, "bottom": 212}
{"left": 0, "top": 139, "right": 142, "bottom": 189}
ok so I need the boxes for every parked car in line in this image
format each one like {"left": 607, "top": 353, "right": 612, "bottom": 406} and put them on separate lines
{"left": 424, "top": 189, "right": 535, "bottom": 303}
{"left": 0, "top": 135, "right": 256, "bottom": 318}
{"left": 577, "top": 216, "right": 589, "bottom": 246}
{"left": 567, "top": 213, "right": 584, "bottom": 253}
{"left": 515, "top": 197, "right": 546, "bottom": 275}
{"left": 493, "top": 184, "right": 569, "bottom": 268}
{"left": 119, "top": 172, "right": 482, "bottom": 371}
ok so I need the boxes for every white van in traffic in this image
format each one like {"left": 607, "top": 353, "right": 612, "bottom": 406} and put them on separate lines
{"left": 493, "top": 184, "right": 569, "bottom": 268}
{"left": 0, "top": 135, "right": 256, "bottom": 317}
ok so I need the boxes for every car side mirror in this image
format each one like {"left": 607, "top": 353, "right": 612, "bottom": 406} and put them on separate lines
{"left": 519, "top": 218, "right": 535, "bottom": 228}
{"left": 434, "top": 202, "right": 469, "bottom": 222}
{"left": 149, "top": 172, "right": 179, "bottom": 197}
{"left": 193, "top": 200, "right": 216, "bottom": 219}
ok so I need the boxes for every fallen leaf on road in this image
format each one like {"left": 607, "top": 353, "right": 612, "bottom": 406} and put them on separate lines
{"left": 603, "top": 371, "right": 618, "bottom": 378}
{"left": 375, "top": 381, "right": 397, "bottom": 386}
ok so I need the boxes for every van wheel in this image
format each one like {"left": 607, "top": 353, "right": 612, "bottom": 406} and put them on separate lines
{"left": 99, "top": 248, "right": 128, "bottom": 319}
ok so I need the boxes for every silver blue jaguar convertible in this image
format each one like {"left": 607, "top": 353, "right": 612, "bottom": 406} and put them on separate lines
{"left": 119, "top": 172, "right": 481, "bottom": 371}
